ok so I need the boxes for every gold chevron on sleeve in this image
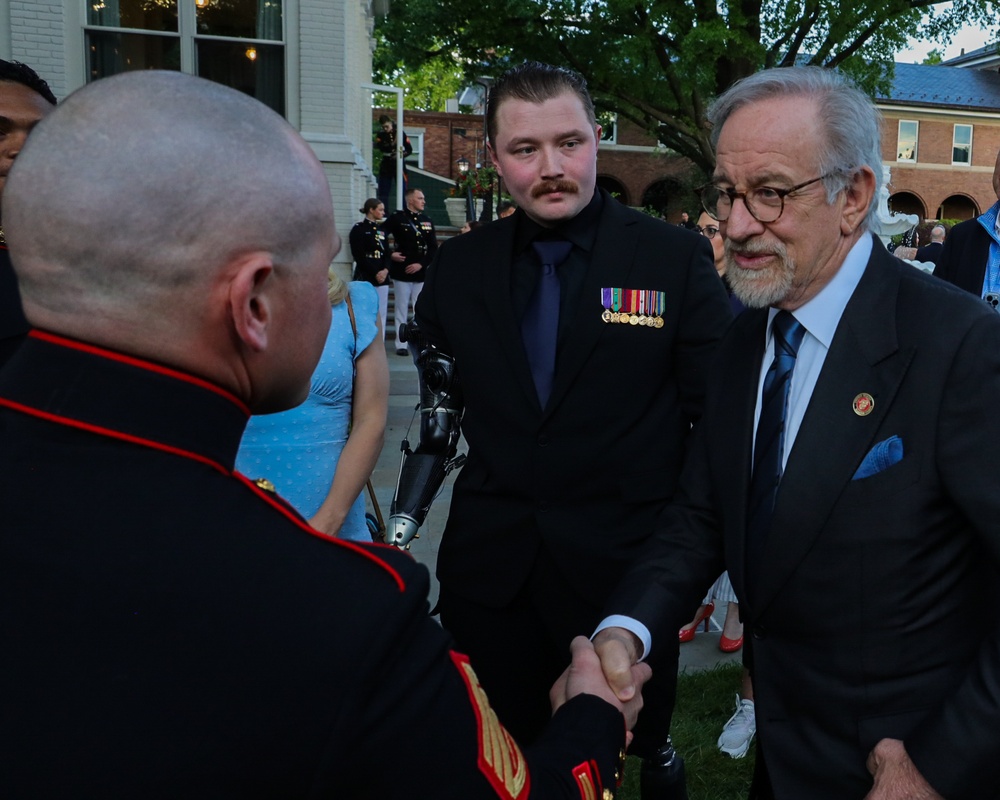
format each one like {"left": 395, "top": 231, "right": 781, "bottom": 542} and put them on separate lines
{"left": 451, "top": 651, "right": 530, "bottom": 800}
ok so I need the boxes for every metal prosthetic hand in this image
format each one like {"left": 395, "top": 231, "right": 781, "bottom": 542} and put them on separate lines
{"left": 387, "top": 320, "right": 465, "bottom": 548}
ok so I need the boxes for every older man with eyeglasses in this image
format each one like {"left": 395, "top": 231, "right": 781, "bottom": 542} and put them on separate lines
{"left": 593, "top": 66, "right": 1000, "bottom": 800}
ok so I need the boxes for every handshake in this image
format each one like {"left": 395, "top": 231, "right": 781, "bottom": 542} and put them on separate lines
{"left": 551, "top": 628, "right": 648, "bottom": 742}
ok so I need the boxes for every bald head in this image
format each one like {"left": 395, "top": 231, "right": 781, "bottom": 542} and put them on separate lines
{"left": 7, "top": 70, "right": 332, "bottom": 313}
{"left": 929, "top": 225, "right": 946, "bottom": 244}
{"left": 4, "top": 71, "right": 338, "bottom": 410}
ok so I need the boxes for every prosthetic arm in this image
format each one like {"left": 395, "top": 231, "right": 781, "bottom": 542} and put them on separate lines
{"left": 387, "top": 319, "right": 466, "bottom": 548}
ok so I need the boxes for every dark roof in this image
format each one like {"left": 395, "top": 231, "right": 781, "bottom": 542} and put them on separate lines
{"left": 942, "top": 43, "right": 1000, "bottom": 67}
{"left": 877, "top": 62, "right": 1000, "bottom": 111}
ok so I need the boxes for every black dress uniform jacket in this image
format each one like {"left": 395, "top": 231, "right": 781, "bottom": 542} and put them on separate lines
{"left": 0, "top": 242, "right": 28, "bottom": 367}
{"left": 349, "top": 217, "right": 389, "bottom": 285}
{"left": 385, "top": 208, "right": 437, "bottom": 283}
{"left": 0, "top": 331, "right": 626, "bottom": 799}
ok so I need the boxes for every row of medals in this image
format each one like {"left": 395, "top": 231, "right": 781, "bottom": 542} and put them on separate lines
{"left": 601, "top": 308, "right": 664, "bottom": 328}
{"left": 601, "top": 288, "right": 666, "bottom": 328}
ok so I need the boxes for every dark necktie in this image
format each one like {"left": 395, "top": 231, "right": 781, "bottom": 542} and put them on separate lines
{"left": 522, "top": 240, "right": 573, "bottom": 407}
{"left": 745, "top": 310, "right": 806, "bottom": 602}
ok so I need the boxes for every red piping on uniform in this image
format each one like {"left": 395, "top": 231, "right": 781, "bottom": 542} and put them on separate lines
{"left": 28, "top": 330, "right": 251, "bottom": 416}
{"left": 0, "top": 391, "right": 408, "bottom": 591}
{"left": 0, "top": 396, "right": 230, "bottom": 475}
{"left": 235, "top": 473, "right": 407, "bottom": 593}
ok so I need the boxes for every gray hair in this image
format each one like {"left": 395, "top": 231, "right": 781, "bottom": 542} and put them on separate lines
{"left": 707, "top": 66, "right": 883, "bottom": 230}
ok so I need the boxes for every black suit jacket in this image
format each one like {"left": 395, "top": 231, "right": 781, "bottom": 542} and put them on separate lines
{"left": 913, "top": 239, "right": 943, "bottom": 266}
{"left": 0, "top": 332, "right": 626, "bottom": 799}
{"left": 416, "top": 190, "right": 732, "bottom": 608}
{"left": 608, "top": 238, "right": 1000, "bottom": 799}
{"left": 934, "top": 213, "right": 994, "bottom": 295}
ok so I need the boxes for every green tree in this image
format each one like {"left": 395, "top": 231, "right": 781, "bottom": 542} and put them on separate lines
{"left": 922, "top": 47, "right": 945, "bottom": 65}
{"left": 373, "top": 30, "right": 467, "bottom": 111}
{"left": 375, "top": 0, "right": 998, "bottom": 172}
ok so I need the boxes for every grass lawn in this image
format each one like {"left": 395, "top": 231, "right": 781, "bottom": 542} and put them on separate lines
{"left": 617, "top": 662, "right": 754, "bottom": 800}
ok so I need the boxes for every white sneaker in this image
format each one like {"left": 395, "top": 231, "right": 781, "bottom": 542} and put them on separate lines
{"left": 717, "top": 694, "right": 756, "bottom": 758}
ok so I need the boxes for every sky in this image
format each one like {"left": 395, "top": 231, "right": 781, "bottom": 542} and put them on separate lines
{"left": 896, "top": 20, "right": 997, "bottom": 64}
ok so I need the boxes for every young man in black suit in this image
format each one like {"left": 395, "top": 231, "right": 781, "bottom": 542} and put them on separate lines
{"left": 413, "top": 61, "right": 732, "bottom": 794}
{"left": 595, "top": 66, "right": 1000, "bottom": 800}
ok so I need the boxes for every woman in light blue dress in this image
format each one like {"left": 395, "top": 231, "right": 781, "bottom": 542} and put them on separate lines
{"left": 236, "top": 276, "right": 389, "bottom": 540}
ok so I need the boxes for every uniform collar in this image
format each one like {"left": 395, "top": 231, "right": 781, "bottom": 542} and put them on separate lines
{"left": 0, "top": 330, "right": 250, "bottom": 474}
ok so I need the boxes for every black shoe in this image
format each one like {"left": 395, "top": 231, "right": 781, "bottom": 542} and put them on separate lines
{"left": 640, "top": 740, "right": 688, "bottom": 800}
{"left": 396, "top": 348, "right": 408, "bottom": 356}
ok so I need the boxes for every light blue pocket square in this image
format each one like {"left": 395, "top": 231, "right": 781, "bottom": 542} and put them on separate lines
{"left": 852, "top": 435, "right": 904, "bottom": 480}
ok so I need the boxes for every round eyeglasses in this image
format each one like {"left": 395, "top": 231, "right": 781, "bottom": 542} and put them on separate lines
{"left": 695, "top": 224, "right": 719, "bottom": 239}
{"left": 699, "top": 173, "right": 834, "bottom": 224}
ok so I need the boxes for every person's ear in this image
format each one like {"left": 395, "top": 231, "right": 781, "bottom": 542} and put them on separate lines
{"left": 228, "top": 254, "right": 275, "bottom": 353}
{"left": 487, "top": 142, "right": 503, "bottom": 178}
{"left": 841, "top": 166, "right": 876, "bottom": 236}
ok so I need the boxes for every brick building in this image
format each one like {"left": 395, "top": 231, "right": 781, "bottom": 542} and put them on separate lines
{"left": 875, "top": 61, "right": 1000, "bottom": 222}
{"left": 6, "top": 0, "right": 996, "bottom": 236}
{"left": 385, "top": 57, "right": 1000, "bottom": 228}
{"left": 378, "top": 108, "right": 705, "bottom": 222}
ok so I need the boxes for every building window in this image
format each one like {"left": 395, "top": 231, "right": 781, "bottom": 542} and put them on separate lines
{"left": 952, "top": 124, "right": 973, "bottom": 166}
{"left": 598, "top": 111, "right": 617, "bottom": 145}
{"left": 408, "top": 131, "right": 425, "bottom": 170}
{"left": 896, "top": 120, "right": 918, "bottom": 162}
{"left": 84, "top": 0, "right": 285, "bottom": 115}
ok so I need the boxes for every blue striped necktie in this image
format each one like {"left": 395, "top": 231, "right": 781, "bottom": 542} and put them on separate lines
{"left": 745, "top": 310, "right": 806, "bottom": 601}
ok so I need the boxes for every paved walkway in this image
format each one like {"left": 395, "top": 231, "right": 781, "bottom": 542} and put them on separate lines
{"left": 368, "top": 335, "right": 742, "bottom": 673}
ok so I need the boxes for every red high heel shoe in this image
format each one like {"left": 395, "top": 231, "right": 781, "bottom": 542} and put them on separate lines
{"left": 678, "top": 602, "right": 715, "bottom": 643}
{"left": 719, "top": 633, "right": 744, "bottom": 653}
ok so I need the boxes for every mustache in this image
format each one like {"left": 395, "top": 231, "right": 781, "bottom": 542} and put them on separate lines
{"left": 531, "top": 180, "right": 579, "bottom": 198}
{"left": 726, "top": 238, "right": 784, "bottom": 258}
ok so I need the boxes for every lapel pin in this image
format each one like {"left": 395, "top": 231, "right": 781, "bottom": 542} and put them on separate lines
{"left": 852, "top": 393, "right": 874, "bottom": 417}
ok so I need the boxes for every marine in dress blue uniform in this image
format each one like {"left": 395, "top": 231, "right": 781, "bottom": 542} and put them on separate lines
{"left": 0, "top": 69, "right": 644, "bottom": 800}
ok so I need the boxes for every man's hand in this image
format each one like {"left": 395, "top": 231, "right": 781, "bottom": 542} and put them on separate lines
{"left": 592, "top": 626, "right": 643, "bottom": 703}
{"left": 864, "top": 738, "right": 943, "bottom": 800}
{"left": 550, "top": 636, "right": 651, "bottom": 732}
{"left": 376, "top": 268, "right": 388, "bottom": 284}
{"left": 390, "top": 251, "right": 406, "bottom": 263}
{"left": 404, "top": 262, "right": 422, "bottom": 274}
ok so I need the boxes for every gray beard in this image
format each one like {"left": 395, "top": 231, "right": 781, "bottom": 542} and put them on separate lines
{"left": 725, "top": 244, "right": 795, "bottom": 309}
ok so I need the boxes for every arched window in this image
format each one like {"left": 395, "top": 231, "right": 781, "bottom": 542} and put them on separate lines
{"left": 889, "top": 192, "right": 926, "bottom": 221}
{"left": 937, "top": 195, "right": 979, "bottom": 222}
{"left": 643, "top": 178, "right": 684, "bottom": 219}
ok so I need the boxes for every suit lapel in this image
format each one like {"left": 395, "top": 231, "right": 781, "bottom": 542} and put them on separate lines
{"left": 753, "top": 242, "right": 916, "bottom": 614}
{"left": 544, "top": 197, "right": 638, "bottom": 416}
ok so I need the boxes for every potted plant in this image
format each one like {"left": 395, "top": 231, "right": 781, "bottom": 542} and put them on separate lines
{"left": 445, "top": 165, "right": 497, "bottom": 226}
